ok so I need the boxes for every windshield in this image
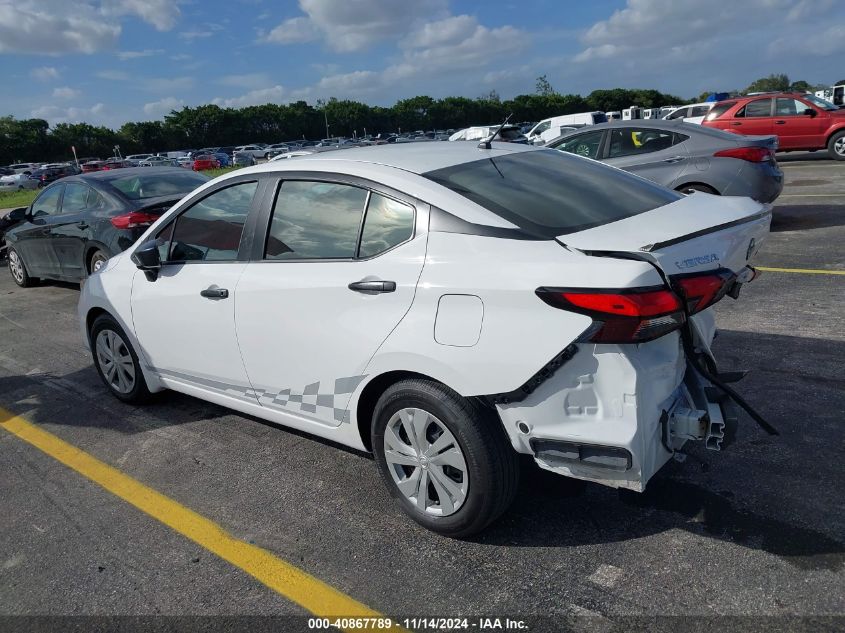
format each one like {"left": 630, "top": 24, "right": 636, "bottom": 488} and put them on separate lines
{"left": 107, "top": 171, "right": 209, "bottom": 200}
{"left": 424, "top": 149, "right": 680, "bottom": 237}
{"left": 803, "top": 94, "right": 838, "bottom": 111}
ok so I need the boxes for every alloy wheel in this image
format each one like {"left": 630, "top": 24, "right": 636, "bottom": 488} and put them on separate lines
{"left": 383, "top": 407, "right": 469, "bottom": 516}
{"left": 95, "top": 329, "right": 136, "bottom": 394}
{"left": 8, "top": 250, "right": 24, "bottom": 284}
{"left": 91, "top": 253, "right": 108, "bottom": 272}
{"left": 835, "top": 137, "right": 845, "bottom": 157}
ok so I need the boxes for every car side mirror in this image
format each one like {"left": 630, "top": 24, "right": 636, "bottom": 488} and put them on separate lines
{"left": 131, "top": 240, "right": 161, "bottom": 281}
{"left": 803, "top": 108, "right": 817, "bottom": 117}
{"left": 8, "top": 207, "right": 27, "bottom": 222}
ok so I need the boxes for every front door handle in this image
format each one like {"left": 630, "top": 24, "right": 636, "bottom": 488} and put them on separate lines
{"left": 200, "top": 286, "right": 229, "bottom": 299}
{"left": 348, "top": 280, "right": 396, "bottom": 293}
{"left": 731, "top": 122, "right": 742, "bottom": 126}
{"left": 663, "top": 156, "right": 685, "bottom": 163}
{"left": 77, "top": 222, "right": 89, "bottom": 229}
{"left": 774, "top": 120, "right": 786, "bottom": 125}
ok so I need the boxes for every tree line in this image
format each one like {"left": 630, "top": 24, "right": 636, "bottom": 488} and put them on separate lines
{"left": 0, "top": 85, "right": 685, "bottom": 164}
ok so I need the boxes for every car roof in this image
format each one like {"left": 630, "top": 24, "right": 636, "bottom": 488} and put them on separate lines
{"left": 64, "top": 166, "right": 190, "bottom": 182}
{"left": 243, "top": 141, "right": 538, "bottom": 175}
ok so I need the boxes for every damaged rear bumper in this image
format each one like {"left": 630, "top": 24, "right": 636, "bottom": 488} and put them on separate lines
{"left": 494, "top": 329, "right": 737, "bottom": 492}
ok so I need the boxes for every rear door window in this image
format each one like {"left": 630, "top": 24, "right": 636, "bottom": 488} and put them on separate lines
{"left": 265, "top": 181, "right": 368, "bottom": 260}
{"left": 424, "top": 150, "right": 680, "bottom": 237}
{"left": 61, "top": 183, "right": 93, "bottom": 214}
{"left": 608, "top": 128, "right": 676, "bottom": 158}
{"left": 738, "top": 98, "right": 773, "bottom": 118}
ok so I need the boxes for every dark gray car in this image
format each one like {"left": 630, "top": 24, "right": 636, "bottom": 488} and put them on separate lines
{"left": 545, "top": 120, "right": 783, "bottom": 202}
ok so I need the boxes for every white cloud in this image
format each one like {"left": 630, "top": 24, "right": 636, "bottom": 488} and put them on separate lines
{"left": 117, "top": 48, "right": 164, "bottom": 60}
{"left": 31, "top": 66, "right": 60, "bottom": 81}
{"left": 262, "top": 16, "right": 318, "bottom": 45}
{"left": 0, "top": 1, "right": 120, "bottom": 54}
{"left": 52, "top": 87, "right": 81, "bottom": 99}
{"left": 574, "top": 0, "right": 838, "bottom": 63}
{"left": 261, "top": 0, "right": 448, "bottom": 52}
{"left": 143, "top": 96, "right": 184, "bottom": 117}
{"left": 292, "top": 14, "right": 526, "bottom": 101}
{"left": 31, "top": 102, "right": 106, "bottom": 125}
{"left": 100, "top": 0, "right": 182, "bottom": 31}
{"left": 212, "top": 85, "right": 285, "bottom": 108}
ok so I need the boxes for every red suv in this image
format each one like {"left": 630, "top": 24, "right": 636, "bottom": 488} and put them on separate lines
{"left": 702, "top": 92, "right": 845, "bottom": 160}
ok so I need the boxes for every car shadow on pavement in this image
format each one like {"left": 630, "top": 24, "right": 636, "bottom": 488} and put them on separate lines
{"left": 771, "top": 203, "right": 845, "bottom": 232}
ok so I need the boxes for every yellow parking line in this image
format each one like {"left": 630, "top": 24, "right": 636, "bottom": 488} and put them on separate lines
{"left": 757, "top": 266, "right": 845, "bottom": 276}
{"left": 0, "top": 409, "right": 405, "bottom": 632}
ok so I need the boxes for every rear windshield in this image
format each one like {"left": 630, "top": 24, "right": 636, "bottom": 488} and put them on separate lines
{"left": 107, "top": 171, "right": 209, "bottom": 200}
{"left": 423, "top": 150, "right": 680, "bottom": 237}
{"left": 592, "top": 112, "right": 608, "bottom": 123}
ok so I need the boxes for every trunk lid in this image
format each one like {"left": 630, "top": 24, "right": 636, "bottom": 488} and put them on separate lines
{"left": 561, "top": 193, "right": 771, "bottom": 275}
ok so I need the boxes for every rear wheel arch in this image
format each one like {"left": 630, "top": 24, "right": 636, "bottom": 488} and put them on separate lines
{"left": 675, "top": 182, "right": 720, "bottom": 195}
{"left": 356, "top": 370, "right": 495, "bottom": 452}
{"left": 827, "top": 128, "right": 845, "bottom": 160}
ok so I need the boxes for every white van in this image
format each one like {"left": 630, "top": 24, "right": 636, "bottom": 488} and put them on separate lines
{"left": 526, "top": 111, "right": 607, "bottom": 144}
{"left": 622, "top": 106, "right": 642, "bottom": 120}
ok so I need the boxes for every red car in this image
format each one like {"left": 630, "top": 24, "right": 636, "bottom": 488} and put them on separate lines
{"left": 101, "top": 158, "right": 126, "bottom": 170}
{"left": 192, "top": 154, "right": 220, "bottom": 171}
{"left": 81, "top": 161, "right": 104, "bottom": 173}
{"left": 702, "top": 92, "right": 845, "bottom": 160}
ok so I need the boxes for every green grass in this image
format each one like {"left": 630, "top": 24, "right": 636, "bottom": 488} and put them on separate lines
{"left": 0, "top": 188, "right": 38, "bottom": 210}
{"left": 205, "top": 166, "right": 243, "bottom": 179}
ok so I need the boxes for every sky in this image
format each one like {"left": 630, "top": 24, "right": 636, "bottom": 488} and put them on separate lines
{"left": 2, "top": 0, "right": 844, "bottom": 129}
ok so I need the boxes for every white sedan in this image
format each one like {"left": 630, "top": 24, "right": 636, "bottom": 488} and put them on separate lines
{"left": 77, "top": 142, "right": 771, "bottom": 536}
{"left": 0, "top": 173, "right": 39, "bottom": 191}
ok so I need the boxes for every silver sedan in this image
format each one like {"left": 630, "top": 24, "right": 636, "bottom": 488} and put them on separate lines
{"left": 546, "top": 120, "right": 783, "bottom": 203}
{"left": 0, "top": 173, "right": 39, "bottom": 192}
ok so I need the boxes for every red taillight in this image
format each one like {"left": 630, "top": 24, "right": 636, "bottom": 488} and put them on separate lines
{"left": 714, "top": 146, "right": 773, "bottom": 162}
{"left": 672, "top": 270, "right": 735, "bottom": 314}
{"left": 536, "top": 287, "right": 685, "bottom": 343}
{"left": 110, "top": 211, "right": 160, "bottom": 230}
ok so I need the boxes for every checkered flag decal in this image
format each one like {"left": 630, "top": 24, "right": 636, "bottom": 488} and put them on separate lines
{"left": 258, "top": 375, "right": 366, "bottom": 423}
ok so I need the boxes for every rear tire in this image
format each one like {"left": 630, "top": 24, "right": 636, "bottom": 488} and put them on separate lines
{"left": 371, "top": 379, "right": 519, "bottom": 538}
{"left": 676, "top": 183, "right": 719, "bottom": 195}
{"left": 7, "top": 247, "right": 38, "bottom": 287}
{"left": 88, "top": 249, "right": 109, "bottom": 274}
{"left": 828, "top": 131, "right": 845, "bottom": 161}
{"left": 90, "top": 314, "right": 151, "bottom": 404}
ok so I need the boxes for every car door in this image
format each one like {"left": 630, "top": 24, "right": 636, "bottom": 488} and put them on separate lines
{"left": 234, "top": 177, "right": 426, "bottom": 427}
{"left": 49, "top": 182, "right": 96, "bottom": 279}
{"left": 604, "top": 126, "right": 690, "bottom": 187}
{"left": 13, "top": 184, "right": 65, "bottom": 278}
{"left": 130, "top": 178, "right": 261, "bottom": 401}
{"left": 772, "top": 97, "right": 826, "bottom": 150}
{"left": 729, "top": 98, "right": 774, "bottom": 137}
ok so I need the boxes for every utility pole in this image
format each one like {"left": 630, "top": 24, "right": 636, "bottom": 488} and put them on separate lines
{"left": 324, "top": 111, "right": 330, "bottom": 139}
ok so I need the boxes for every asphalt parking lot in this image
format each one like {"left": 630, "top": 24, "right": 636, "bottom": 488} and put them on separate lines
{"left": 0, "top": 153, "right": 843, "bottom": 632}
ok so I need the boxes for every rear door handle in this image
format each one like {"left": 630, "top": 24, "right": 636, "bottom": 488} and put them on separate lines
{"left": 348, "top": 280, "right": 396, "bottom": 293}
{"left": 77, "top": 222, "right": 89, "bottom": 229}
{"left": 663, "top": 156, "right": 685, "bottom": 163}
{"left": 774, "top": 120, "right": 786, "bottom": 125}
{"left": 731, "top": 122, "right": 742, "bottom": 126}
{"left": 200, "top": 286, "right": 229, "bottom": 299}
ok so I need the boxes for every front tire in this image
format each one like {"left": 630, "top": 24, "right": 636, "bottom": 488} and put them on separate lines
{"left": 372, "top": 379, "right": 519, "bottom": 537}
{"left": 90, "top": 314, "right": 151, "bottom": 404}
{"left": 7, "top": 247, "right": 38, "bottom": 287}
{"left": 828, "top": 131, "right": 845, "bottom": 161}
